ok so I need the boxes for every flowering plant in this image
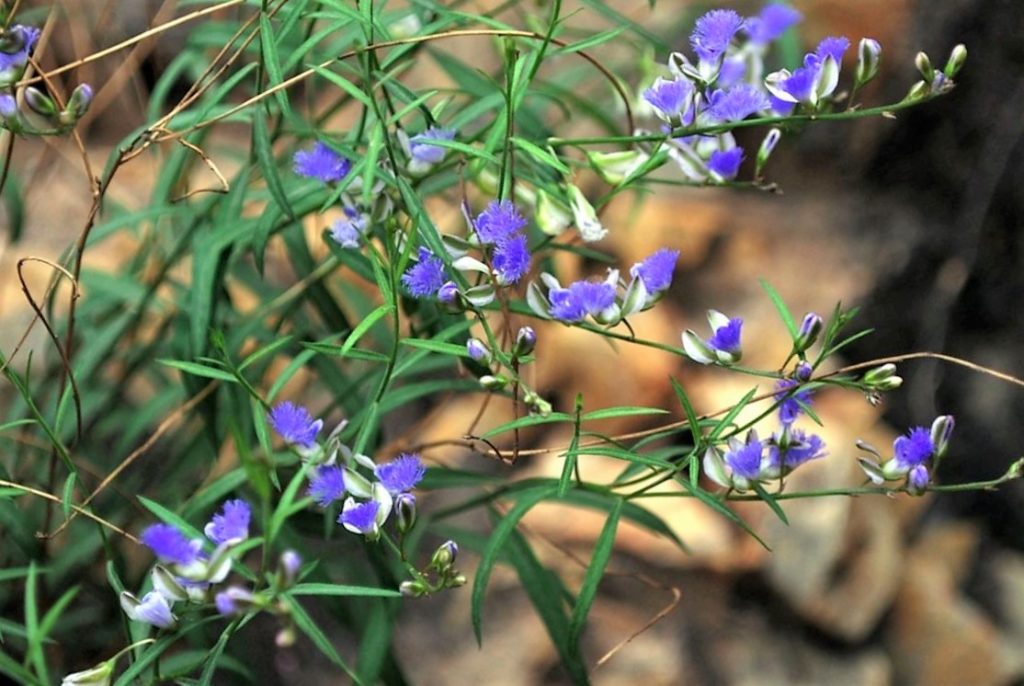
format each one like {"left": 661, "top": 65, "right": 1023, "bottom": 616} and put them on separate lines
{"left": 0, "top": 2, "right": 1017, "bottom": 685}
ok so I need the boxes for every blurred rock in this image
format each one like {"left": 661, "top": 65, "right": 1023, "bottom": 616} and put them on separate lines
{"left": 886, "top": 537, "right": 1003, "bottom": 685}
{"left": 982, "top": 549, "right": 1024, "bottom": 679}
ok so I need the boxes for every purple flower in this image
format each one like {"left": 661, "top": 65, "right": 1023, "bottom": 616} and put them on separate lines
{"left": 280, "top": 550, "right": 302, "bottom": 582}
{"left": 707, "top": 147, "right": 744, "bottom": 180}
{"left": 124, "top": 591, "right": 176, "bottom": 629}
{"left": 0, "top": 25, "right": 40, "bottom": 76}
{"left": 466, "top": 338, "right": 489, "bottom": 362}
{"left": 815, "top": 36, "right": 850, "bottom": 64}
{"left": 476, "top": 200, "right": 527, "bottom": 244}
{"left": 204, "top": 499, "right": 251, "bottom": 545}
{"left": 339, "top": 499, "right": 380, "bottom": 535}
{"left": 0, "top": 94, "right": 15, "bottom": 118}
{"left": 630, "top": 248, "right": 679, "bottom": 294}
{"left": 438, "top": 281, "right": 458, "bottom": 303}
{"left": 769, "top": 94, "right": 796, "bottom": 115}
{"left": 375, "top": 453, "right": 426, "bottom": 494}
{"left": 549, "top": 280, "right": 616, "bottom": 323}
{"left": 766, "top": 37, "right": 849, "bottom": 107}
{"left": 401, "top": 247, "right": 449, "bottom": 298}
{"left": 141, "top": 524, "right": 202, "bottom": 566}
{"left": 214, "top": 586, "right": 254, "bottom": 616}
{"left": 642, "top": 77, "right": 694, "bottom": 123}
{"left": 725, "top": 437, "right": 764, "bottom": 479}
{"left": 293, "top": 142, "right": 352, "bottom": 183}
{"left": 690, "top": 10, "right": 744, "bottom": 63}
{"left": 683, "top": 310, "right": 744, "bottom": 364}
{"left": 908, "top": 464, "right": 930, "bottom": 493}
{"left": 777, "top": 63, "right": 819, "bottom": 103}
{"left": 770, "top": 429, "right": 826, "bottom": 471}
{"left": 330, "top": 206, "right": 367, "bottom": 249}
{"left": 708, "top": 318, "right": 742, "bottom": 355}
{"left": 492, "top": 234, "right": 531, "bottom": 284}
{"left": 706, "top": 84, "right": 770, "bottom": 122}
{"left": 716, "top": 57, "right": 748, "bottom": 88}
{"left": 893, "top": 427, "right": 934, "bottom": 469}
{"left": 308, "top": 466, "right": 346, "bottom": 507}
{"left": 774, "top": 379, "right": 812, "bottom": 425}
{"left": 215, "top": 591, "right": 237, "bottom": 616}
{"left": 268, "top": 401, "right": 323, "bottom": 448}
{"left": 408, "top": 126, "right": 456, "bottom": 165}
{"left": 745, "top": 4, "right": 802, "bottom": 44}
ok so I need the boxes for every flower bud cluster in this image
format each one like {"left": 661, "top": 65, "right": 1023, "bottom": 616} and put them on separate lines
{"left": 528, "top": 248, "right": 680, "bottom": 327}
{"left": 400, "top": 540, "right": 467, "bottom": 598}
{"left": 121, "top": 499, "right": 257, "bottom": 630}
{"left": 0, "top": 24, "right": 92, "bottom": 135}
{"left": 857, "top": 415, "right": 954, "bottom": 494}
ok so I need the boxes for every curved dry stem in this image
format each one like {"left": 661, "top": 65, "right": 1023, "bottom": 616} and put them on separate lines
{"left": 11, "top": 257, "right": 83, "bottom": 438}
{"left": 43, "top": 380, "right": 219, "bottom": 538}
{"left": 150, "top": 27, "right": 635, "bottom": 142}
{"left": 0, "top": 478, "right": 139, "bottom": 543}
{"left": 12, "top": 0, "right": 246, "bottom": 88}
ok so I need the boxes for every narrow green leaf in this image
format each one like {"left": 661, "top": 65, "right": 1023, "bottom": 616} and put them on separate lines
{"left": 138, "top": 495, "right": 204, "bottom": 539}
{"left": 288, "top": 583, "right": 402, "bottom": 598}
{"left": 752, "top": 482, "right": 789, "bottom": 525}
{"left": 399, "top": 338, "right": 471, "bottom": 357}
{"left": 580, "top": 406, "right": 669, "bottom": 421}
{"left": 558, "top": 395, "right": 584, "bottom": 497}
{"left": 253, "top": 108, "right": 295, "bottom": 220}
{"left": 669, "top": 376, "right": 703, "bottom": 443}
{"left": 482, "top": 412, "right": 573, "bottom": 438}
{"left": 158, "top": 358, "right": 236, "bottom": 383}
{"left": 511, "top": 136, "right": 569, "bottom": 173}
{"left": 568, "top": 498, "right": 622, "bottom": 655}
{"left": 339, "top": 304, "right": 393, "bottom": 357}
{"left": 759, "top": 279, "right": 798, "bottom": 339}
{"left": 472, "top": 484, "right": 559, "bottom": 643}
{"left": 25, "top": 562, "right": 47, "bottom": 683}
{"left": 61, "top": 472, "right": 76, "bottom": 519}
{"left": 258, "top": 12, "right": 292, "bottom": 116}
{"left": 504, "top": 524, "right": 589, "bottom": 685}
{"left": 313, "top": 65, "right": 374, "bottom": 108}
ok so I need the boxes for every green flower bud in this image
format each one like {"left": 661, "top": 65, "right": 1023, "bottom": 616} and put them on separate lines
{"left": 855, "top": 38, "right": 882, "bottom": 87}
{"left": 914, "top": 52, "right": 935, "bottom": 82}
{"left": 430, "top": 540, "right": 459, "bottom": 572}
{"left": 479, "top": 374, "right": 509, "bottom": 391}
{"left": 62, "top": 660, "right": 115, "bottom": 686}
{"left": 400, "top": 579, "right": 429, "bottom": 597}
{"left": 944, "top": 44, "right": 967, "bottom": 78}
{"left": 23, "top": 86, "right": 56, "bottom": 117}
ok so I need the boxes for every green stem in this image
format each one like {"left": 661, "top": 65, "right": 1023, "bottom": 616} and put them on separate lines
{"left": 549, "top": 93, "right": 944, "bottom": 147}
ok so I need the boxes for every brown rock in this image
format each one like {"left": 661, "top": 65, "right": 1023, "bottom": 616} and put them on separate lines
{"left": 887, "top": 551, "right": 1003, "bottom": 685}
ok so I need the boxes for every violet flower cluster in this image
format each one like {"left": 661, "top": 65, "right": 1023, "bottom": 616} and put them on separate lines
{"left": 268, "top": 401, "right": 426, "bottom": 541}
{"left": 399, "top": 125, "right": 457, "bottom": 175}
{"left": 699, "top": 311, "right": 829, "bottom": 491}
{"left": 121, "top": 499, "right": 255, "bottom": 629}
{"left": 527, "top": 248, "right": 680, "bottom": 326}
{"left": 292, "top": 141, "right": 383, "bottom": 252}
{"left": 702, "top": 378, "right": 827, "bottom": 492}
{"left": 858, "top": 415, "right": 955, "bottom": 494}
{"left": 400, "top": 198, "right": 534, "bottom": 307}
{"left": 613, "top": 5, "right": 883, "bottom": 185}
